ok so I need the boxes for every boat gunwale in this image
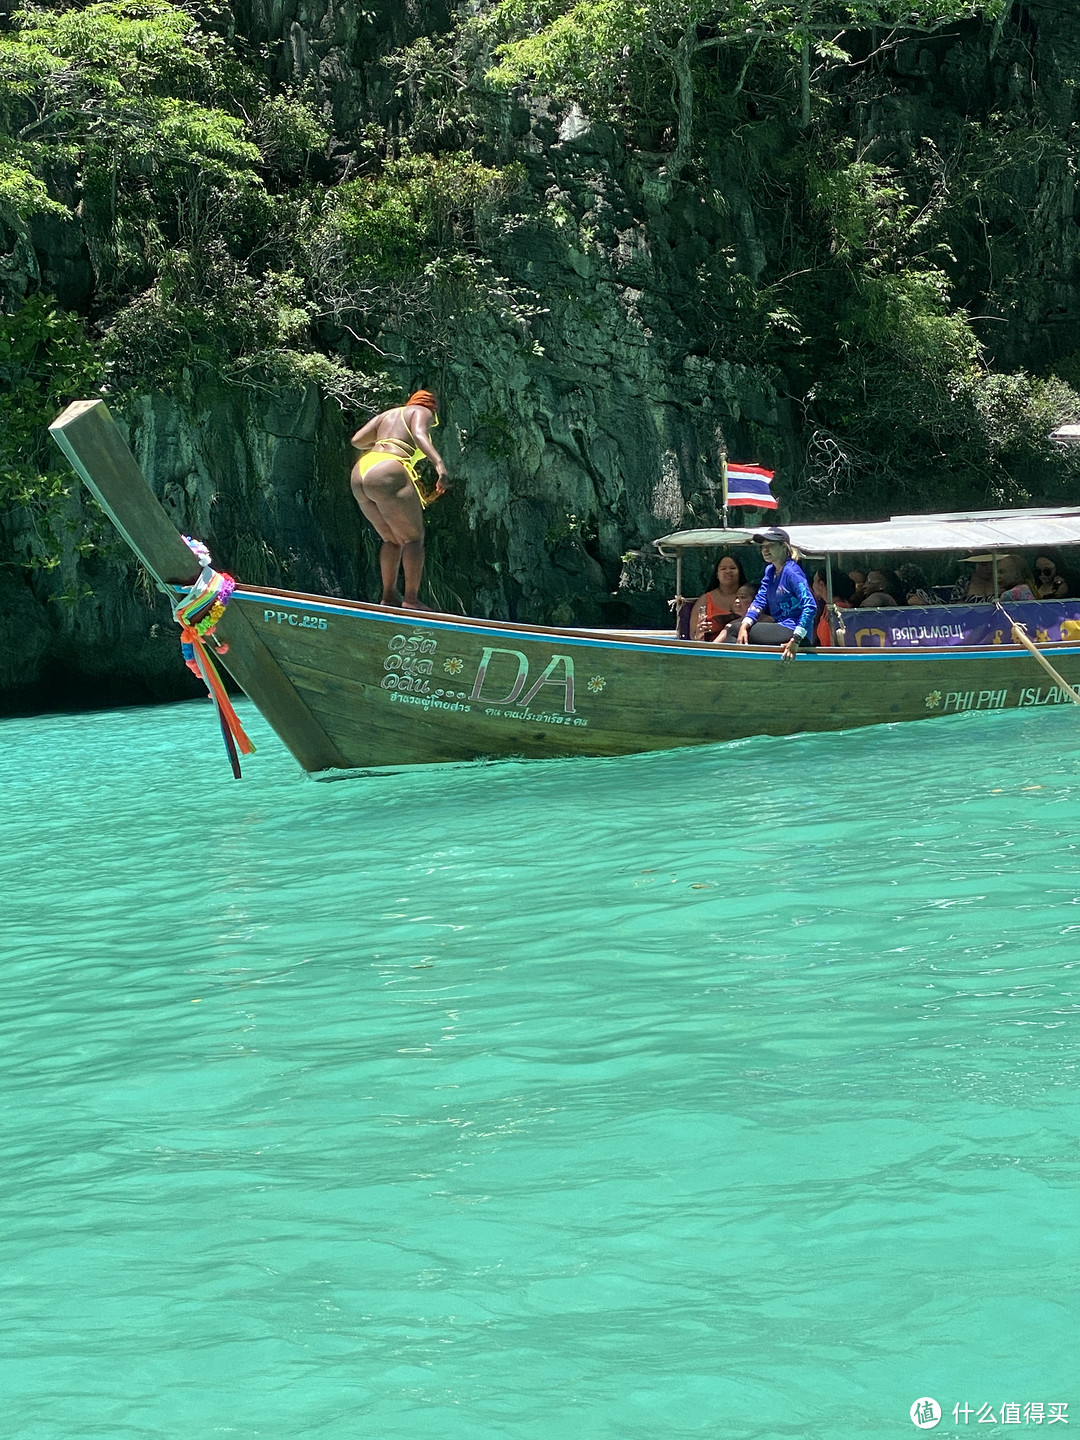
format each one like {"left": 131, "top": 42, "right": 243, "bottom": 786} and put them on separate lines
{"left": 236, "top": 584, "right": 1080, "bottom": 663}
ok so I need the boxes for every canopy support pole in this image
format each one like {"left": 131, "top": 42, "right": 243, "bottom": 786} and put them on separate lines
{"left": 824, "top": 553, "right": 846, "bottom": 646}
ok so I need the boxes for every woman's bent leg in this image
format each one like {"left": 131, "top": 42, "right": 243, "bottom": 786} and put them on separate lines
{"left": 378, "top": 542, "right": 404, "bottom": 606}
{"left": 722, "top": 621, "right": 797, "bottom": 645}
{"left": 745, "top": 621, "right": 797, "bottom": 645}
{"left": 400, "top": 539, "right": 426, "bottom": 608}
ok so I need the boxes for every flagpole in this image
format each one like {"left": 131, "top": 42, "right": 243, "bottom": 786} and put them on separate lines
{"left": 721, "top": 456, "right": 729, "bottom": 530}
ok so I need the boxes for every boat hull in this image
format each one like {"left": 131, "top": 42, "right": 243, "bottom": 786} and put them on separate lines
{"left": 219, "top": 587, "right": 1080, "bottom": 774}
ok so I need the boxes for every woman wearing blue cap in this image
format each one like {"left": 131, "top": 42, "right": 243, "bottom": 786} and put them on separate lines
{"left": 730, "top": 528, "right": 816, "bottom": 660}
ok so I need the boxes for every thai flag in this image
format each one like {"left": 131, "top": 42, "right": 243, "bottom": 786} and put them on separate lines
{"left": 725, "top": 463, "right": 778, "bottom": 509}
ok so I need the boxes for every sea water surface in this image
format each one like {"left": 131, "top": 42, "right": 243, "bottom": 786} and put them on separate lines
{"left": 1, "top": 700, "right": 1078, "bottom": 1439}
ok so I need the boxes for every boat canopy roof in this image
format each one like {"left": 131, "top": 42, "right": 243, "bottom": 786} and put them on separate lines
{"left": 654, "top": 506, "right": 1080, "bottom": 555}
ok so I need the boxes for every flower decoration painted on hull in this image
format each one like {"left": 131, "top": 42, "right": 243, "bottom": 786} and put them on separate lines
{"left": 587, "top": 676, "right": 606, "bottom": 693}
{"left": 925, "top": 690, "right": 942, "bottom": 710}
{"left": 443, "top": 657, "right": 464, "bottom": 675}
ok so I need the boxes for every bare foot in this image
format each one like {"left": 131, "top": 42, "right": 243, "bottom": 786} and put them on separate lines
{"left": 401, "top": 598, "right": 429, "bottom": 611}
{"left": 379, "top": 590, "right": 403, "bottom": 607}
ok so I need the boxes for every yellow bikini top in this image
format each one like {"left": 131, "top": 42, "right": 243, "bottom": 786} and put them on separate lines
{"left": 371, "top": 406, "right": 438, "bottom": 466}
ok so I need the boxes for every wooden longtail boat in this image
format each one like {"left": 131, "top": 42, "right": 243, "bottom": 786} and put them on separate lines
{"left": 49, "top": 398, "right": 1080, "bottom": 778}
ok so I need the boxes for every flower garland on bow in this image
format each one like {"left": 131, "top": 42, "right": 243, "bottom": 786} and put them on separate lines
{"left": 174, "top": 536, "right": 255, "bottom": 777}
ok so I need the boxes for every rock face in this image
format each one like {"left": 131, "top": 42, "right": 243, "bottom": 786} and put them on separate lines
{"left": 4, "top": 0, "right": 1080, "bottom": 711}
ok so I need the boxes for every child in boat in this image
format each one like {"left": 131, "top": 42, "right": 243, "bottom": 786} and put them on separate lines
{"left": 995, "top": 553, "right": 1037, "bottom": 602}
{"left": 715, "top": 584, "right": 758, "bottom": 642}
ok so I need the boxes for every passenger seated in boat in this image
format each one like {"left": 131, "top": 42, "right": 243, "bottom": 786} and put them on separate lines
{"left": 848, "top": 570, "right": 867, "bottom": 605}
{"left": 897, "top": 563, "right": 933, "bottom": 605}
{"left": 715, "top": 584, "right": 758, "bottom": 642}
{"left": 950, "top": 557, "right": 995, "bottom": 602}
{"left": 996, "top": 553, "right": 1037, "bottom": 602}
{"left": 728, "top": 528, "right": 816, "bottom": 660}
{"left": 1035, "top": 556, "right": 1069, "bottom": 599}
{"left": 859, "top": 568, "right": 905, "bottom": 607}
{"left": 812, "top": 571, "right": 855, "bottom": 646}
{"left": 689, "top": 554, "right": 746, "bottom": 641}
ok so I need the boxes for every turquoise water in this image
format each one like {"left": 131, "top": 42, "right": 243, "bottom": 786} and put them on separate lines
{"left": 2, "top": 700, "right": 1078, "bottom": 1439}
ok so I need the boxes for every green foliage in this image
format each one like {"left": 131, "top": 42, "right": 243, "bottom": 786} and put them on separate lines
{"left": 106, "top": 248, "right": 301, "bottom": 376}
{"left": 330, "top": 153, "right": 524, "bottom": 280}
{"left": 0, "top": 0, "right": 348, "bottom": 402}
{"left": 546, "top": 511, "right": 597, "bottom": 547}
{"left": 808, "top": 156, "right": 926, "bottom": 263}
{"left": 308, "top": 151, "right": 539, "bottom": 363}
{"left": 855, "top": 270, "right": 976, "bottom": 370}
{"left": 2, "top": 0, "right": 265, "bottom": 169}
{"left": 386, "top": 34, "right": 490, "bottom": 152}
{"left": 252, "top": 94, "right": 330, "bottom": 180}
{"left": 793, "top": 287, "right": 1080, "bottom": 510}
{"left": 1, "top": 1, "right": 271, "bottom": 288}
{"left": 10, "top": 1, "right": 221, "bottom": 88}
{"left": 487, "top": 0, "right": 653, "bottom": 97}
{"left": 0, "top": 156, "right": 67, "bottom": 226}
{"left": 678, "top": 121, "right": 1080, "bottom": 514}
{"left": 487, "top": 0, "right": 1005, "bottom": 96}
{"left": 803, "top": 151, "right": 977, "bottom": 376}
{"left": 0, "top": 297, "right": 103, "bottom": 571}
{"left": 486, "top": 0, "right": 1007, "bottom": 176}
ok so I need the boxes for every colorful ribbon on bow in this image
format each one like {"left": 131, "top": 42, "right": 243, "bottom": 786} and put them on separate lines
{"left": 174, "top": 536, "right": 256, "bottom": 778}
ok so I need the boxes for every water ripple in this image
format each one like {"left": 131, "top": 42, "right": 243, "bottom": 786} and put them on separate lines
{"left": 0, "top": 702, "right": 1077, "bottom": 1437}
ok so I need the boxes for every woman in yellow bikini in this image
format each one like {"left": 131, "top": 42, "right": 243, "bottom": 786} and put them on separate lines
{"left": 350, "top": 390, "right": 449, "bottom": 608}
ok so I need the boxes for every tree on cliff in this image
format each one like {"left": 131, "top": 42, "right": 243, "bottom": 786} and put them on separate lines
{"left": 0, "top": 0, "right": 531, "bottom": 582}
{"left": 462, "top": 0, "right": 1077, "bottom": 514}
{"left": 486, "top": 0, "right": 1009, "bottom": 178}
{"left": 0, "top": 0, "right": 334, "bottom": 574}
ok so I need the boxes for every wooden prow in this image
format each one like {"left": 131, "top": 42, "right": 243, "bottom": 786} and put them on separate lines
{"left": 48, "top": 398, "right": 349, "bottom": 774}
{"left": 49, "top": 399, "right": 202, "bottom": 592}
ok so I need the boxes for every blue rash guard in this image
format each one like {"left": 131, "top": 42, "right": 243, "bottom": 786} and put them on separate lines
{"left": 744, "top": 559, "right": 817, "bottom": 640}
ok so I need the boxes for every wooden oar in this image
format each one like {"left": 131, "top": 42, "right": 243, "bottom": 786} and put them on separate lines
{"left": 1010, "top": 622, "right": 1080, "bottom": 705}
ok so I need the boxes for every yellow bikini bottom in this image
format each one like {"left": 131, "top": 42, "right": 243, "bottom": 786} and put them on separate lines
{"left": 355, "top": 447, "right": 433, "bottom": 508}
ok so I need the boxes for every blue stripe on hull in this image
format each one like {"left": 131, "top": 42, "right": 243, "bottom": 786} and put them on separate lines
{"left": 236, "top": 591, "right": 1080, "bottom": 664}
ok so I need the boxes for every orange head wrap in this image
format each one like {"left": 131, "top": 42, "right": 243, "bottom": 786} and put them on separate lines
{"left": 407, "top": 390, "right": 438, "bottom": 412}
